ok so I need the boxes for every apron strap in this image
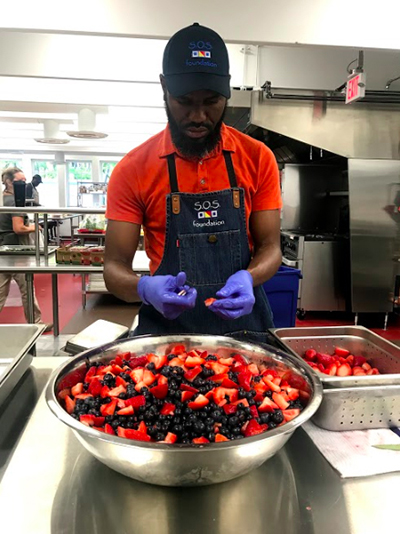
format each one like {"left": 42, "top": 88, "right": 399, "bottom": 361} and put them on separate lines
{"left": 167, "top": 154, "right": 179, "bottom": 193}
{"left": 222, "top": 151, "right": 238, "bottom": 188}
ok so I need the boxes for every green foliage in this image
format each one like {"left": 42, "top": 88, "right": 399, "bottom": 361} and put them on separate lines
{"left": 68, "top": 161, "right": 92, "bottom": 182}
{"left": 32, "top": 160, "right": 57, "bottom": 180}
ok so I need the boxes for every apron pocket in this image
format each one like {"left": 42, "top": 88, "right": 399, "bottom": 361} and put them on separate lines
{"left": 178, "top": 230, "right": 242, "bottom": 286}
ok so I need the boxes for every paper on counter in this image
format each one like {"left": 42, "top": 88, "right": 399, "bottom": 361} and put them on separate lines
{"left": 303, "top": 420, "right": 400, "bottom": 478}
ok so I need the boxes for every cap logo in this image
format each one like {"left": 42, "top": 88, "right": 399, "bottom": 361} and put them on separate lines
{"left": 192, "top": 50, "right": 211, "bottom": 58}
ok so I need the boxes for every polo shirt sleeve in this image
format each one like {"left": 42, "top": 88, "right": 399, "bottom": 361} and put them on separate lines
{"left": 252, "top": 145, "right": 282, "bottom": 211}
{"left": 106, "top": 158, "right": 144, "bottom": 225}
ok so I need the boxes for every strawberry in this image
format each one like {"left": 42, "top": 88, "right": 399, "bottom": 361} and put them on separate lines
{"left": 84, "top": 366, "right": 97, "bottom": 382}
{"left": 221, "top": 377, "right": 239, "bottom": 389}
{"left": 334, "top": 347, "right": 350, "bottom": 357}
{"left": 353, "top": 356, "right": 367, "bottom": 367}
{"left": 232, "top": 398, "right": 249, "bottom": 408}
{"left": 58, "top": 388, "right": 71, "bottom": 400}
{"left": 219, "top": 357, "right": 234, "bottom": 366}
{"left": 162, "top": 432, "right": 178, "bottom": 444}
{"left": 116, "top": 375, "right": 128, "bottom": 388}
{"left": 304, "top": 349, "right": 317, "bottom": 361}
{"left": 128, "top": 355, "right": 148, "bottom": 369}
{"left": 213, "top": 387, "right": 239, "bottom": 405}
{"left": 210, "top": 362, "right": 230, "bottom": 375}
{"left": 233, "top": 354, "right": 248, "bottom": 365}
{"left": 138, "top": 421, "right": 148, "bottom": 434}
{"left": 283, "top": 408, "right": 301, "bottom": 422}
{"left": 258, "top": 396, "right": 279, "bottom": 413}
{"left": 93, "top": 426, "right": 105, "bottom": 432}
{"left": 117, "top": 406, "right": 134, "bottom": 415}
{"left": 104, "top": 423, "right": 115, "bottom": 435}
{"left": 215, "top": 434, "right": 229, "bottom": 442}
{"left": 100, "top": 385, "right": 111, "bottom": 398}
{"left": 143, "top": 369, "right": 156, "bottom": 386}
{"left": 184, "top": 365, "right": 203, "bottom": 382}
{"left": 158, "top": 375, "right": 168, "bottom": 386}
{"left": 130, "top": 368, "right": 144, "bottom": 383}
{"left": 262, "top": 378, "right": 281, "bottom": 393}
{"left": 352, "top": 366, "right": 366, "bottom": 376}
{"left": 117, "top": 427, "right": 151, "bottom": 442}
{"left": 204, "top": 298, "right": 216, "bottom": 307}
{"left": 169, "top": 344, "right": 186, "bottom": 355}
{"left": 93, "top": 416, "right": 105, "bottom": 426}
{"left": 327, "top": 363, "right": 338, "bottom": 376}
{"left": 223, "top": 404, "right": 237, "bottom": 415}
{"left": 71, "top": 383, "right": 84, "bottom": 397}
{"left": 113, "top": 355, "right": 124, "bottom": 366}
{"left": 108, "top": 385, "right": 126, "bottom": 397}
{"left": 149, "top": 384, "right": 168, "bottom": 399}
{"left": 160, "top": 402, "right": 176, "bottom": 415}
{"left": 88, "top": 378, "right": 103, "bottom": 396}
{"left": 135, "top": 381, "right": 147, "bottom": 393}
{"left": 362, "top": 362, "right": 372, "bottom": 371}
{"left": 346, "top": 355, "right": 355, "bottom": 367}
{"left": 286, "top": 387, "right": 300, "bottom": 401}
{"left": 250, "top": 405, "right": 259, "bottom": 419}
{"left": 247, "top": 364, "right": 260, "bottom": 376}
{"left": 64, "top": 395, "right": 76, "bottom": 414}
{"left": 125, "top": 395, "right": 146, "bottom": 409}
{"left": 111, "top": 364, "right": 123, "bottom": 376}
{"left": 147, "top": 353, "right": 168, "bottom": 369}
{"left": 100, "top": 399, "right": 118, "bottom": 416}
{"left": 185, "top": 355, "right": 205, "bottom": 368}
{"left": 337, "top": 363, "right": 352, "bottom": 377}
{"left": 180, "top": 384, "right": 199, "bottom": 393}
{"left": 316, "top": 353, "right": 335, "bottom": 367}
{"left": 243, "top": 419, "right": 268, "bottom": 437}
{"left": 238, "top": 370, "right": 252, "bottom": 391}
{"left": 188, "top": 394, "right": 209, "bottom": 410}
{"left": 272, "top": 392, "right": 290, "bottom": 410}
{"left": 209, "top": 373, "right": 228, "bottom": 384}
{"left": 79, "top": 414, "right": 96, "bottom": 426}
{"left": 192, "top": 437, "right": 210, "bottom": 444}
{"left": 74, "top": 393, "right": 93, "bottom": 399}
{"left": 181, "top": 390, "right": 195, "bottom": 402}
{"left": 58, "top": 368, "right": 86, "bottom": 390}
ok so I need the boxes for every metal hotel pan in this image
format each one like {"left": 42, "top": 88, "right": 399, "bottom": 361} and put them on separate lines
{"left": 271, "top": 326, "right": 400, "bottom": 388}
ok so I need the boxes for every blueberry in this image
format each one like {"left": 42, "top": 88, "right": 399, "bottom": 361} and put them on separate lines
{"left": 228, "top": 416, "right": 239, "bottom": 427}
{"left": 193, "top": 421, "right": 205, "bottom": 434}
{"left": 172, "top": 424, "right": 183, "bottom": 434}
{"left": 181, "top": 438, "right": 191, "bottom": 444}
{"left": 156, "top": 433, "right": 166, "bottom": 441}
{"left": 206, "top": 355, "right": 217, "bottom": 361}
{"left": 211, "top": 410, "right": 221, "bottom": 422}
{"left": 207, "top": 432, "right": 215, "bottom": 442}
{"left": 232, "top": 427, "right": 242, "bottom": 435}
{"left": 219, "top": 426, "right": 229, "bottom": 435}
{"left": 260, "top": 413, "right": 270, "bottom": 424}
{"left": 268, "top": 421, "right": 277, "bottom": 429}
{"left": 147, "top": 362, "right": 156, "bottom": 372}
{"left": 272, "top": 410, "right": 284, "bottom": 424}
{"left": 161, "top": 366, "right": 171, "bottom": 376}
{"left": 167, "top": 354, "right": 176, "bottom": 361}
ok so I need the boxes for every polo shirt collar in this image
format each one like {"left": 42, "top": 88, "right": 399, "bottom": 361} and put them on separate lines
{"left": 158, "top": 123, "right": 236, "bottom": 158}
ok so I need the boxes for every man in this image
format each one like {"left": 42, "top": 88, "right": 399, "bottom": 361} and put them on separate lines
{"left": 105, "top": 23, "right": 282, "bottom": 343}
{"left": 26, "top": 174, "right": 42, "bottom": 206}
{"left": 0, "top": 167, "right": 52, "bottom": 331}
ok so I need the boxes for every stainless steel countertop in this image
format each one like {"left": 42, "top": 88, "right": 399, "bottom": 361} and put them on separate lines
{"left": 0, "top": 357, "right": 398, "bottom": 534}
{"left": 0, "top": 250, "right": 150, "bottom": 273}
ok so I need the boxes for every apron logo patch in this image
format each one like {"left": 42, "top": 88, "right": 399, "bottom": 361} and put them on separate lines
{"left": 198, "top": 210, "right": 218, "bottom": 219}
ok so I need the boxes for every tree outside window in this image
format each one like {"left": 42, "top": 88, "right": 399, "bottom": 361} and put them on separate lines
{"left": 0, "top": 159, "right": 23, "bottom": 171}
{"left": 101, "top": 161, "right": 118, "bottom": 183}
{"left": 31, "top": 160, "right": 58, "bottom": 207}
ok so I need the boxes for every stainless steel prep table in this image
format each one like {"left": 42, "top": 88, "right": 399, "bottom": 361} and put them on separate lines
{"left": 0, "top": 357, "right": 398, "bottom": 534}
{"left": 0, "top": 252, "right": 150, "bottom": 337}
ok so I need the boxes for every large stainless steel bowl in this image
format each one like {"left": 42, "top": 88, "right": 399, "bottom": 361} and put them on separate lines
{"left": 46, "top": 335, "right": 322, "bottom": 487}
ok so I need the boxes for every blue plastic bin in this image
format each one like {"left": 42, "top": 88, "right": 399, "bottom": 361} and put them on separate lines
{"left": 262, "top": 266, "right": 302, "bottom": 328}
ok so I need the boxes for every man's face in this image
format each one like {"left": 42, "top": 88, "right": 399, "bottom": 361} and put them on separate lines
{"left": 161, "top": 78, "right": 227, "bottom": 158}
{"left": 14, "top": 172, "right": 26, "bottom": 183}
{"left": 33, "top": 177, "right": 40, "bottom": 187}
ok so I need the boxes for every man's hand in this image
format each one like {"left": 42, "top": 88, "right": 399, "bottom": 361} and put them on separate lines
{"left": 209, "top": 270, "right": 255, "bottom": 320}
{"left": 138, "top": 271, "right": 197, "bottom": 320}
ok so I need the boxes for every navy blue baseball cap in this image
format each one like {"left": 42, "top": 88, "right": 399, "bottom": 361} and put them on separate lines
{"left": 162, "top": 23, "right": 231, "bottom": 99}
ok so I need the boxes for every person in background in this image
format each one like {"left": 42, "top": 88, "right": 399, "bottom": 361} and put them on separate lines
{"left": 105, "top": 23, "right": 282, "bottom": 343}
{"left": 26, "top": 174, "right": 42, "bottom": 206}
{"left": 0, "top": 167, "right": 52, "bottom": 331}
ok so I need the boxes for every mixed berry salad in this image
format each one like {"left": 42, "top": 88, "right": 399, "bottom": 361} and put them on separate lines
{"left": 302, "top": 347, "right": 381, "bottom": 377}
{"left": 58, "top": 346, "right": 310, "bottom": 445}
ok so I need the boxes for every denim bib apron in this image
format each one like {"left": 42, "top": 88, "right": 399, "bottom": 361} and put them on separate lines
{"left": 134, "top": 150, "right": 274, "bottom": 344}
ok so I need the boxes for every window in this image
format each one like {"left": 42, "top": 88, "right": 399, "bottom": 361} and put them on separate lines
{"left": 67, "top": 161, "right": 92, "bottom": 206}
{"left": 31, "top": 160, "right": 58, "bottom": 207}
{"left": 0, "top": 158, "right": 23, "bottom": 171}
{"left": 101, "top": 161, "right": 118, "bottom": 183}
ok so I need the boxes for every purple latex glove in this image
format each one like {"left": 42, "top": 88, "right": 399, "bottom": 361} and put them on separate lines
{"left": 209, "top": 270, "right": 255, "bottom": 320}
{"left": 137, "top": 271, "right": 197, "bottom": 320}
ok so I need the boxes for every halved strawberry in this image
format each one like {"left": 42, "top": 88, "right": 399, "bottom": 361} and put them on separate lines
{"left": 369, "top": 368, "right": 380, "bottom": 375}
{"left": 71, "top": 383, "right": 84, "bottom": 397}
{"left": 327, "top": 363, "right": 338, "bottom": 376}
{"left": 88, "top": 378, "right": 103, "bottom": 396}
{"left": 185, "top": 355, "right": 205, "bottom": 368}
{"left": 116, "top": 375, "right": 128, "bottom": 388}
{"left": 238, "top": 370, "right": 252, "bottom": 391}
{"left": 130, "top": 368, "right": 144, "bottom": 383}
{"left": 74, "top": 393, "right": 93, "bottom": 399}
{"left": 138, "top": 421, "right": 148, "bottom": 434}
{"left": 283, "top": 408, "right": 301, "bottom": 422}
{"left": 353, "top": 356, "right": 367, "bottom": 367}
{"left": 158, "top": 375, "right": 168, "bottom": 386}
{"left": 100, "top": 398, "right": 118, "bottom": 416}
{"left": 243, "top": 419, "right": 268, "bottom": 437}
{"left": 221, "top": 377, "right": 239, "bottom": 389}
{"left": 233, "top": 354, "right": 248, "bottom": 365}
{"left": 192, "top": 437, "right": 210, "bottom": 444}
{"left": 346, "top": 355, "right": 355, "bottom": 367}
{"left": 125, "top": 395, "right": 146, "bottom": 409}
{"left": 247, "top": 364, "right": 260, "bottom": 376}
{"left": 204, "top": 298, "right": 216, "bottom": 307}
{"left": 181, "top": 390, "right": 195, "bottom": 402}
{"left": 208, "top": 373, "right": 228, "bottom": 384}
{"left": 104, "top": 423, "right": 115, "bottom": 435}
{"left": 219, "top": 357, "right": 234, "bottom": 366}
{"left": 352, "top": 366, "right": 366, "bottom": 376}
{"left": 93, "top": 416, "right": 105, "bottom": 426}
{"left": 147, "top": 353, "right": 168, "bottom": 369}
{"left": 169, "top": 344, "right": 186, "bottom": 355}
{"left": 258, "top": 396, "right": 279, "bottom": 413}
{"left": 162, "top": 432, "right": 178, "bottom": 444}
{"left": 128, "top": 355, "right": 148, "bottom": 369}
{"left": 334, "top": 347, "right": 350, "bottom": 357}
{"left": 58, "top": 388, "right": 71, "bottom": 400}
{"left": 272, "top": 392, "right": 290, "bottom": 410}
{"left": 180, "top": 383, "right": 199, "bottom": 393}
{"left": 117, "top": 406, "right": 134, "bottom": 416}
{"left": 250, "top": 405, "right": 259, "bottom": 419}
{"left": 80, "top": 414, "right": 96, "bottom": 426}
{"left": 362, "top": 362, "right": 372, "bottom": 371}
{"left": 169, "top": 357, "right": 186, "bottom": 368}
{"left": 117, "top": 427, "right": 151, "bottom": 442}
{"left": 111, "top": 364, "right": 123, "bottom": 376}
{"left": 84, "top": 366, "right": 97, "bottom": 383}
{"left": 108, "top": 385, "right": 126, "bottom": 397}
{"left": 93, "top": 426, "right": 105, "bottom": 432}
{"left": 135, "top": 381, "right": 147, "bottom": 392}
{"left": 223, "top": 404, "right": 237, "bottom": 415}
{"left": 337, "top": 363, "right": 352, "bottom": 377}
{"left": 232, "top": 398, "right": 249, "bottom": 408}
{"left": 213, "top": 387, "right": 239, "bottom": 405}
{"left": 160, "top": 402, "right": 176, "bottom": 415}
{"left": 65, "top": 395, "right": 76, "bottom": 414}
{"left": 304, "top": 349, "right": 317, "bottom": 361}
{"left": 114, "top": 355, "right": 124, "bottom": 366}
{"left": 100, "top": 385, "right": 111, "bottom": 398}
{"left": 316, "top": 353, "right": 335, "bottom": 367}
{"left": 215, "top": 434, "right": 229, "bottom": 442}
{"left": 150, "top": 384, "right": 169, "bottom": 399}
{"left": 188, "top": 394, "right": 209, "bottom": 410}
{"left": 184, "top": 365, "right": 203, "bottom": 382}
{"left": 263, "top": 377, "right": 281, "bottom": 393}
{"left": 143, "top": 370, "right": 156, "bottom": 386}
{"left": 210, "top": 362, "right": 230, "bottom": 375}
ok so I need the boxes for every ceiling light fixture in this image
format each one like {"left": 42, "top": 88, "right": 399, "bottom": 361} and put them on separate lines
{"left": 34, "top": 120, "right": 70, "bottom": 144}
{"left": 67, "top": 108, "right": 108, "bottom": 139}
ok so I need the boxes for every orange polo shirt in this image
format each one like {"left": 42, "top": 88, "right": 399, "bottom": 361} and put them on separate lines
{"left": 106, "top": 123, "right": 282, "bottom": 274}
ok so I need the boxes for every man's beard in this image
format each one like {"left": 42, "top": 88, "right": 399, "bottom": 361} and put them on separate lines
{"left": 165, "top": 102, "right": 226, "bottom": 159}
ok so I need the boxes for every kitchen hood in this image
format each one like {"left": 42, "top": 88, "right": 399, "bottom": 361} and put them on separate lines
{"left": 251, "top": 86, "right": 400, "bottom": 160}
